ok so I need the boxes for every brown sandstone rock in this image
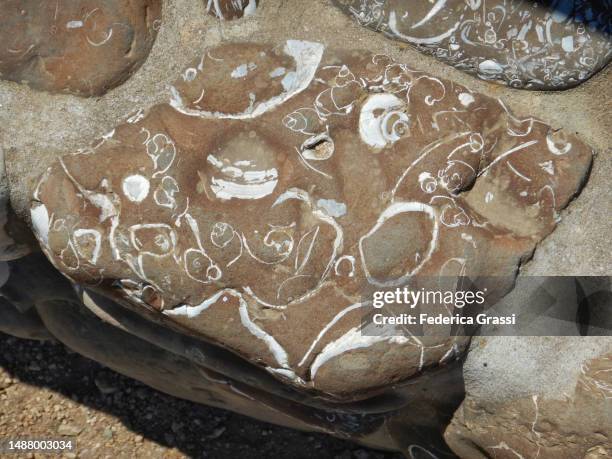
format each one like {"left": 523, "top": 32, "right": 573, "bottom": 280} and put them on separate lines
{"left": 31, "top": 40, "right": 592, "bottom": 400}
{"left": 332, "top": 0, "right": 612, "bottom": 89}
{"left": 206, "top": 0, "right": 258, "bottom": 20}
{"left": 0, "top": 252, "right": 462, "bottom": 454}
{"left": 0, "top": 0, "right": 162, "bottom": 96}
{"left": 445, "top": 339, "right": 612, "bottom": 458}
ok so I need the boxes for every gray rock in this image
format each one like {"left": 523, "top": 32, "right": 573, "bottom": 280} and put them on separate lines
{"left": 332, "top": 0, "right": 612, "bottom": 89}
{"left": 58, "top": 422, "right": 83, "bottom": 436}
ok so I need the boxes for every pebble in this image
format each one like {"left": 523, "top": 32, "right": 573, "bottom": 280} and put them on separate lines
{"left": 57, "top": 422, "right": 83, "bottom": 436}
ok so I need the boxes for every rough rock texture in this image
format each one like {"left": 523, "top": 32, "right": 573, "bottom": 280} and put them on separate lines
{"left": 0, "top": 0, "right": 162, "bottom": 96}
{"left": 0, "top": 252, "right": 464, "bottom": 455}
{"left": 2, "top": 0, "right": 608, "bottom": 229}
{"left": 71, "top": 289, "right": 465, "bottom": 454}
{"left": 0, "top": 1, "right": 609, "bottom": 456}
{"left": 332, "top": 0, "right": 612, "bottom": 89}
{"left": 206, "top": 0, "right": 258, "bottom": 20}
{"left": 445, "top": 337, "right": 612, "bottom": 458}
{"left": 31, "top": 41, "right": 592, "bottom": 400}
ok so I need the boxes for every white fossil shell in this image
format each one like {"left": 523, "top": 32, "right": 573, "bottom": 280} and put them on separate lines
{"left": 30, "top": 203, "right": 50, "bottom": 246}
{"left": 359, "top": 94, "right": 410, "bottom": 148}
{"left": 122, "top": 175, "right": 150, "bottom": 203}
{"left": 207, "top": 154, "right": 278, "bottom": 200}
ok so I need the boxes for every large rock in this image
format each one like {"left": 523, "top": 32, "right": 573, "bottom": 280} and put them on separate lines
{"left": 30, "top": 40, "right": 592, "bottom": 401}
{"left": 0, "top": 0, "right": 162, "bottom": 96}
{"left": 445, "top": 337, "right": 612, "bottom": 458}
{"left": 0, "top": 252, "right": 463, "bottom": 455}
{"left": 206, "top": 0, "right": 258, "bottom": 20}
{"left": 332, "top": 0, "right": 612, "bottom": 89}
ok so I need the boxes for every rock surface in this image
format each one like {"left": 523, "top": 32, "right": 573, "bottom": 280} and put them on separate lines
{"left": 30, "top": 40, "right": 592, "bottom": 400}
{"left": 0, "top": 252, "right": 463, "bottom": 455}
{"left": 206, "top": 0, "right": 258, "bottom": 20}
{"left": 445, "top": 337, "right": 612, "bottom": 458}
{"left": 0, "top": 333, "right": 405, "bottom": 459}
{"left": 332, "top": 0, "right": 612, "bottom": 89}
{"left": 0, "top": 0, "right": 607, "bottom": 455}
{"left": 0, "top": 0, "right": 162, "bottom": 96}
{"left": 0, "top": 298, "right": 52, "bottom": 341}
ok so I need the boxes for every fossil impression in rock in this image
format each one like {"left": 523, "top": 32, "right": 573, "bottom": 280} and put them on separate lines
{"left": 332, "top": 0, "right": 612, "bottom": 89}
{"left": 1, "top": 253, "right": 464, "bottom": 454}
{"left": 31, "top": 40, "right": 592, "bottom": 400}
{"left": 0, "top": 0, "right": 162, "bottom": 96}
{"left": 206, "top": 0, "right": 258, "bottom": 20}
